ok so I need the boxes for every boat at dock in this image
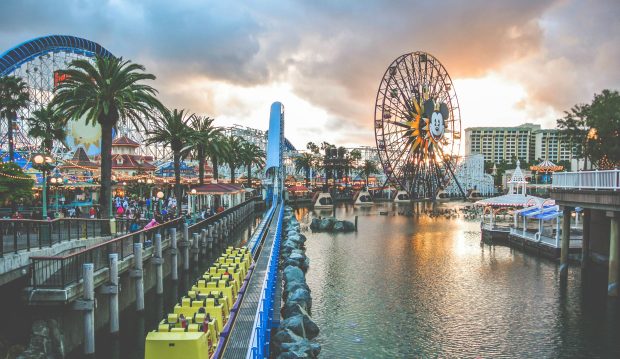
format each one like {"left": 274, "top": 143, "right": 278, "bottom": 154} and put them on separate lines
{"left": 353, "top": 190, "right": 373, "bottom": 206}
{"left": 312, "top": 192, "right": 334, "bottom": 209}
{"left": 144, "top": 247, "right": 253, "bottom": 359}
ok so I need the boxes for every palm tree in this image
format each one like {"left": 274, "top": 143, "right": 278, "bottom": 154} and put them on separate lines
{"left": 294, "top": 152, "right": 315, "bottom": 187}
{"left": 223, "top": 135, "right": 245, "bottom": 184}
{"left": 240, "top": 141, "right": 265, "bottom": 187}
{"left": 359, "top": 160, "right": 380, "bottom": 189}
{"left": 0, "top": 76, "right": 30, "bottom": 162}
{"left": 190, "top": 116, "right": 223, "bottom": 185}
{"left": 146, "top": 109, "right": 193, "bottom": 217}
{"left": 207, "top": 133, "right": 229, "bottom": 182}
{"left": 52, "top": 56, "right": 162, "bottom": 227}
{"left": 28, "top": 104, "right": 67, "bottom": 152}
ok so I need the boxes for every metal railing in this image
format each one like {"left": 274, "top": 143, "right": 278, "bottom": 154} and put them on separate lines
{"left": 29, "top": 197, "right": 260, "bottom": 289}
{"left": 29, "top": 218, "right": 184, "bottom": 289}
{"left": 0, "top": 217, "right": 151, "bottom": 257}
{"left": 248, "top": 203, "right": 284, "bottom": 358}
{"left": 509, "top": 227, "right": 559, "bottom": 247}
{"left": 552, "top": 169, "right": 620, "bottom": 191}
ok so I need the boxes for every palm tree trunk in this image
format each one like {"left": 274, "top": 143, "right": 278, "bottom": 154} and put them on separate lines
{"left": 230, "top": 164, "right": 235, "bottom": 184}
{"left": 100, "top": 121, "right": 113, "bottom": 231}
{"left": 198, "top": 147, "right": 205, "bottom": 185}
{"left": 173, "top": 151, "right": 182, "bottom": 217}
{"left": 247, "top": 164, "right": 251, "bottom": 187}
{"left": 8, "top": 113, "right": 15, "bottom": 162}
{"left": 305, "top": 167, "right": 310, "bottom": 187}
{"left": 212, "top": 157, "right": 219, "bottom": 182}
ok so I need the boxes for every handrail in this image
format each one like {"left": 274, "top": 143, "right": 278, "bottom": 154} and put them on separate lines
{"left": 247, "top": 203, "right": 283, "bottom": 358}
{"left": 0, "top": 217, "right": 145, "bottom": 257}
{"left": 552, "top": 169, "right": 620, "bottom": 191}
{"left": 29, "top": 197, "right": 259, "bottom": 288}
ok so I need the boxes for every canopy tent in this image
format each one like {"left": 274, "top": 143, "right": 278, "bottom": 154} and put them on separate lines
{"left": 287, "top": 185, "right": 309, "bottom": 193}
{"left": 156, "top": 161, "right": 196, "bottom": 178}
{"left": 190, "top": 183, "right": 245, "bottom": 212}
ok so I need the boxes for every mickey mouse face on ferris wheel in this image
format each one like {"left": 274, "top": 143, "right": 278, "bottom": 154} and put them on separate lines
{"left": 423, "top": 99, "right": 449, "bottom": 142}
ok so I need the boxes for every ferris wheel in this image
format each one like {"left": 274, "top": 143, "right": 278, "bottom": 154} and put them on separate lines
{"left": 374, "top": 51, "right": 465, "bottom": 199}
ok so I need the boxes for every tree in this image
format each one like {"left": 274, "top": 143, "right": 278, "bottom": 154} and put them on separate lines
{"left": 557, "top": 103, "right": 590, "bottom": 169}
{"left": 0, "top": 76, "right": 30, "bottom": 162}
{"left": 0, "top": 161, "right": 34, "bottom": 207}
{"left": 222, "top": 135, "right": 245, "bottom": 184}
{"left": 28, "top": 104, "right": 67, "bottom": 152}
{"left": 293, "top": 152, "right": 315, "bottom": 187}
{"left": 190, "top": 116, "right": 223, "bottom": 185}
{"left": 584, "top": 89, "right": 620, "bottom": 168}
{"left": 52, "top": 56, "right": 163, "bottom": 228}
{"left": 306, "top": 142, "right": 320, "bottom": 154}
{"left": 359, "top": 160, "right": 379, "bottom": 189}
{"left": 146, "top": 109, "right": 193, "bottom": 217}
{"left": 240, "top": 141, "right": 265, "bottom": 187}
{"left": 206, "top": 133, "right": 229, "bottom": 183}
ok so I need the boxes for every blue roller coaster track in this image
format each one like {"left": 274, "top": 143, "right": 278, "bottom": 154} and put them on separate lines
{"left": 0, "top": 35, "right": 114, "bottom": 76}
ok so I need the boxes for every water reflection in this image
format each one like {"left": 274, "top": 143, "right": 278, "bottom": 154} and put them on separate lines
{"left": 299, "top": 202, "right": 620, "bottom": 358}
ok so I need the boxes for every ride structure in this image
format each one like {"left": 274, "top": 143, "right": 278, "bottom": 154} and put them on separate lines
{"left": 0, "top": 35, "right": 172, "bottom": 165}
{"left": 374, "top": 51, "right": 465, "bottom": 200}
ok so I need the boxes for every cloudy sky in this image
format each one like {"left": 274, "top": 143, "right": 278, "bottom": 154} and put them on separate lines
{"left": 1, "top": 0, "right": 619, "bottom": 150}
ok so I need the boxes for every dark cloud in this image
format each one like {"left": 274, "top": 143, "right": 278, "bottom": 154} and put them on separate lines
{"left": 1, "top": 0, "right": 618, "bottom": 147}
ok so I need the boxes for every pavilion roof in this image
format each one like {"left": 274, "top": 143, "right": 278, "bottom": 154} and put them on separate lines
{"left": 61, "top": 147, "right": 98, "bottom": 169}
{"left": 112, "top": 135, "right": 140, "bottom": 147}
{"left": 193, "top": 183, "right": 244, "bottom": 195}
{"left": 508, "top": 160, "right": 527, "bottom": 184}
{"left": 475, "top": 194, "right": 550, "bottom": 208}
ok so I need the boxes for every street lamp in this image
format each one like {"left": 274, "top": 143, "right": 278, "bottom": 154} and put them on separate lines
{"left": 190, "top": 188, "right": 197, "bottom": 215}
{"left": 31, "top": 153, "right": 54, "bottom": 219}
{"left": 49, "top": 171, "right": 64, "bottom": 214}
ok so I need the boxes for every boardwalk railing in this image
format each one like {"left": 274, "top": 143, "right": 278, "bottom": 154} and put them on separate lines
{"left": 29, "top": 218, "right": 184, "bottom": 289}
{"left": 248, "top": 203, "right": 284, "bottom": 358}
{"left": 552, "top": 169, "right": 620, "bottom": 191}
{"left": 0, "top": 217, "right": 150, "bottom": 257}
{"left": 29, "top": 197, "right": 260, "bottom": 289}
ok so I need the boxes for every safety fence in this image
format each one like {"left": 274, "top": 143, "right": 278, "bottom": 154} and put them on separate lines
{"left": 552, "top": 169, "right": 620, "bottom": 191}
{"left": 0, "top": 217, "right": 149, "bottom": 257}
{"left": 29, "top": 197, "right": 260, "bottom": 289}
{"left": 248, "top": 203, "right": 284, "bottom": 358}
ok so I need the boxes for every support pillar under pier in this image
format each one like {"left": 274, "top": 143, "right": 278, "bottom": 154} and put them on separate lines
{"left": 582, "top": 209, "right": 591, "bottom": 270}
{"left": 560, "top": 206, "right": 571, "bottom": 281}
{"left": 108, "top": 254, "right": 119, "bottom": 334}
{"left": 608, "top": 212, "right": 619, "bottom": 297}
{"left": 170, "top": 227, "right": 178, "bottom": 280}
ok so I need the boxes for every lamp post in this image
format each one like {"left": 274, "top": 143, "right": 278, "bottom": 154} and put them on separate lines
{"left": 190, "top": 188, "right": 197, "bottom": 216}
{"left": 31, "top": 153, "right": 54, "bottom": 219}
{"left": 49, "top": 171, "right": 64, "bottom": 215}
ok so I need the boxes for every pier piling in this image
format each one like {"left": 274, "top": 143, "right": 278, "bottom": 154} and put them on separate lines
{"left": 133, "top": 243, "right": 145, "bottom": 311}
{"left": 83, "top": 263, "right": 95, "bottom": 355}
{"left": 170, "top": 227, "right": 178, "bottom": 281}
{"left": 560, "top": 207, "right": 571, "bottom": 281}
{"left": 608, "top": 213, "right": 619, "bottom": 297}
{"left": 154, "top": 233, "right": 164, "bottom": 295}
{"left": 207, "top": 225, "right": 214, "bottom": 249}
{"left": 200, "top": 229, "right": 208, "bottom": 255}
{"left": 108, "top": 254, "right": 119, "bottom": 334}
{"left": 192, "top": 233, "right": 200, "bottom": 263}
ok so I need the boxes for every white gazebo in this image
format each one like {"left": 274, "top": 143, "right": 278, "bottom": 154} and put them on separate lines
{"left": 475, "top": 160, "right": 552, "bottom": 230}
